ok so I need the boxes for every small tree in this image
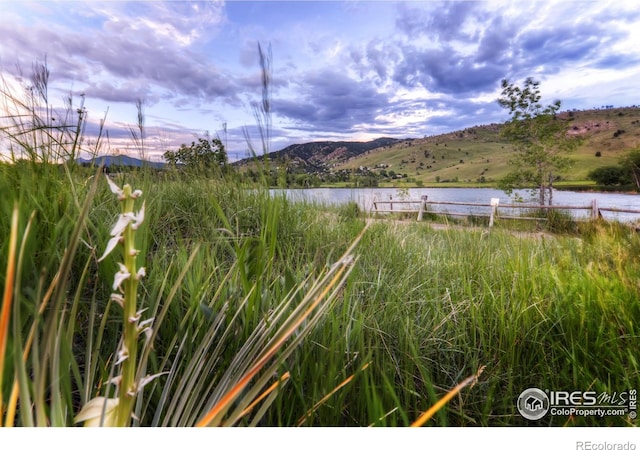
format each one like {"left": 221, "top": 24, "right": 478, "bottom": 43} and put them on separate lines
{"left": 497, "top": 78, "right": 580, "bottom": 205}
{"left": 163, "top": 133, "right": 228, "bottom": 173}
{"left": 620, "top": 149, "right": 640, "bottom": 190}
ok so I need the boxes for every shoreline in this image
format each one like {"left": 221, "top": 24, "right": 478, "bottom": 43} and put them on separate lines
{"left": 279, "top": 184, "right": 639, "bottom": 195}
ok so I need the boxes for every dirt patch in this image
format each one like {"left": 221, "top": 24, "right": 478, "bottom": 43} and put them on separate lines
{"left": 567, "top": 120, "right": 615, "bottom": 135}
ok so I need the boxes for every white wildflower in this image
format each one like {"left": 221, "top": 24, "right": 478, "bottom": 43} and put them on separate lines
{"left": 105, "top": 175, "right": 124, "bottom": 198}
{"left": 137, "top": 317, "right": 154, "bottom": 339}
{"left": 112, "top": 263, "right": 131, "bottom": 291}
{"left": 138, "top": 317, "right": 154, "bottom": 329}
{"left": 74, "top": 397, "right": 119, "bottom": 427}
{"left": 110, "top": 293, "right": 124, "bottom": 308}
{"left": 98, "top": 185, "right": 145, "bottom": 262}
{"left": 131, "top": 201, "right": 145, "bottom": 229}
{"left": 128, "top": 307, "right": 148, "bottom": 324}
{"left": 142, "top": 326, "right": 153, "bottom": 341}
{"left": 137, "top": 372, "right": 169, "bottom": 391}
{"left": 135, "top": 267, "right": 146, "bottom": 280}
{"left": 111, "top": 213, "right": 135, "bottom": 237}
{"left": 98, "top": 236, "right": 123, "bottom": 262}
{"left": 115, "top": 344, "right": 129, "bottom": 365}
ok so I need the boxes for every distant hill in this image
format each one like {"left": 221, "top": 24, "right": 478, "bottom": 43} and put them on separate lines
{"left": 234, "top": 107, "right": 640, "bottom": 184}
{"left": 77, "top": 154, "right": 165, "bottom": 169}
{"left": 334, "top": 106, "right": 640, "bottom": 184}
{"left": 233, "top": 137, "right": 409, "bottom": 169}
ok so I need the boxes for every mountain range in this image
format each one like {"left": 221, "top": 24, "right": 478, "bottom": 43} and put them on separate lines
{"left": 233, "top": 137, "right": 409, "bottom": 169}
{"left": 76, "top": 154, "right": 166, "bottom": 169}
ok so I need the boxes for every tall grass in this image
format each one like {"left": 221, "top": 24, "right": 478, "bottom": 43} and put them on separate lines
{"left": 2, "top": 160, "right": 638, "bottom": 426}
{"left": 0, "top": 59, "right": 97, "bottom": 165}
{"left": 341, "top": 222, "right": 639, "bottom": 425}
{"left": 0, "top": 57, "right": 376, "bottom": 426}
{"left": 1, "top": 59, "right": 637, "bottom": 427}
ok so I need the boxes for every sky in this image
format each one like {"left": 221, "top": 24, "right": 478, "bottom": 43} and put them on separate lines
{"left": 1, "top": 0, "right": 639, "bottom": 162}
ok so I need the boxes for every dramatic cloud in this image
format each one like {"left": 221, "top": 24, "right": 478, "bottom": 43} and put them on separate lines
{"left": 1, "top": 1, "right": 638, "bottom": 160}
{"left": 277, "top": 70, "right": 390, "bottom": 131}
{"left": 0, "top": 2, "right": 237, "bottom": 107}
{"left": 396, "top": 1, "right": 481, "bottom": 42}
{"left": 388, "top": 2, "right": 637, "bottom": 96}
{"left": 394, "top": 44, "right": 505, "bottom": 94}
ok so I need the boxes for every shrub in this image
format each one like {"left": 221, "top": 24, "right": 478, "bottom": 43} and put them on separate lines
{"left": 587, "top": 166, "right": 627, "bottom": 185}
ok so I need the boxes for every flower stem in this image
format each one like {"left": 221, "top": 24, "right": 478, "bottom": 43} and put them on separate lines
{"left": 115, "top": 184, "right": 140, "bottom": 427}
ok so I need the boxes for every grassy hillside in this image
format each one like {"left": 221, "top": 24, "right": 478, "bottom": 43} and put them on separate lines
{"left": 336, "top": 107, "right": 640, "bottom": 185}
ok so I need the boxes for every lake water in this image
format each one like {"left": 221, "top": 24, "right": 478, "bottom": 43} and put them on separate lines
{"left": 271, "top": 187, "right": 640, "bottom": 222}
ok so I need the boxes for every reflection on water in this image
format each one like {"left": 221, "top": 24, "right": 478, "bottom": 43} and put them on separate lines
{"left": 271, "top": 187, "right": 640, "bottom": 222}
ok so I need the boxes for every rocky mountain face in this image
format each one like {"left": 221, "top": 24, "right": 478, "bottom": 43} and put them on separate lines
{"left": 234, "top": 137, "right": 409, "bottom": 169}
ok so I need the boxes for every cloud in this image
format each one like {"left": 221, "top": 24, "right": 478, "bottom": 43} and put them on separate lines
{"left": 396, "top": 1, "right": 480, "bottom": 41}
{"left": 592, "top": 53, "right": 640, "bottom": 70}
{"left": 0, "top": 2, "right": 237, "bottom": 108}
{"left": 474, "top": 15, "right": 516, "bottom": 66}
{"left": 266, "top": 1, "right": 640, "bottom": 143}
{"left": 81, "top": 80, "right": 156, "bottom": 104}
{"left": 384, "top": 1, "right": 640, "bottom": 99}
{"left": 367, "top": 4, "right": 508, "bottom": 95}
{"left": 517, "top": 24, "right": 608, "bottom": 74}
{"left": 364, "top": 39, "right": 401, "bottom": 85}
{"left": 2, "top": 0, "right": 639, "bottom": 157}
{"left": 394, "top": 44, "right": 505, "bottom": 94}
{"left": 275, "top": 69, "right": 390, "bottom": 132}
{"left": 93, "top": 1, "right": 226, "bottom": 47}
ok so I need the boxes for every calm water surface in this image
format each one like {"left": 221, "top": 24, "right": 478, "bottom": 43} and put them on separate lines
{"left": 271, "top": 187, "right": 640, "bottom": 222}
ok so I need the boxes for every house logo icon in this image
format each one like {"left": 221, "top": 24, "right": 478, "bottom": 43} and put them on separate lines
{"left": 517, "top": 388, "right": 550, "bottom": 420}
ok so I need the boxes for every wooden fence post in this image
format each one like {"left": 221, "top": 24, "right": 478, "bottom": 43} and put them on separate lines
{"left": 417, "top": 195, "right": 428, "bottom": 221}
{"left": 489, "top": 198, "right": 500, "bottom": 227}
{"left": 591, "top": 198, "right": 599, "bottom": 220}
